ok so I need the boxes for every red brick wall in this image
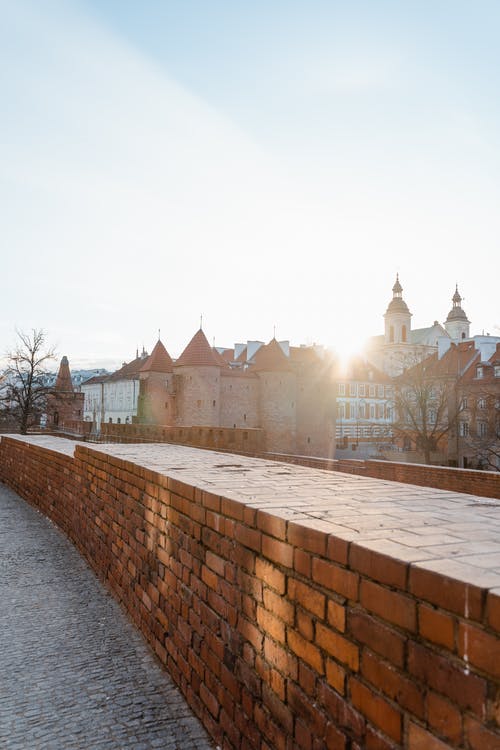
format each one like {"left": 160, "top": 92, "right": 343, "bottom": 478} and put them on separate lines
{"left": 1, "top": 436, "right": 499, "bottom": 750}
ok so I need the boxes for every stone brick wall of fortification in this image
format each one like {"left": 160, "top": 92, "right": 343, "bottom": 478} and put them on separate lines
{"left": 138, "top": 372, "right": 176, "bottom": 425}
{"left": 174, "top": 366, "right": 221, "bottom": 427}
{"left": 1, "top": 436, "right": 499, "bottom": 750}
{"left": 258, "top": 372, "right": 297, "bottom": 453}
{"left": 220, "top": 375, "right": 260, "bottom": 429}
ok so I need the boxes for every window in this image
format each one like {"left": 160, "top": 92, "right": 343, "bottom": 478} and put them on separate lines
{"left": 460, "top": 397, "right": 468, "bottom": 409}
{"left": 459, "top": 421, "right": 469, "bottom": 437}
{"left": 212, "top": 400, "right": 216, "bottom": 407}
{"left": 349, "top": 383, "right": 357, "bottom": 396}
{"left": 429, "top": 410, "right": 436, "bottom": 423}
{"left": 478, "top": 422, "right": 487, "bottom": 437}
{"left": 476, "top": 366, "right": 483, "bottom": 378}
{"left": 359, "top": 404, "right": 366, "bottom": 419}
{"left": 117, "top": 417, "right": 121, "bottom": 424}
{"left": 402, "top": 325, "right": 407, "bottom": 342}
{"left": 478, "top": 398, "right": 486, "bottom": 410}
{"left": 494, "top": 365, "right": 500, "bottom": 378}
{"left": 390, "top": 325, "right": 394, "bottom": 343}
{"left": 338, "top": 403, "right": 345, "bottom": 419}
{"left": 369, "top": 385, "right": 375, "bottom": 397}
{"left": 377, "top": 385, "right": 384, "bottom": 398}
{"left": 358, "top": 384, "right": 365, "bottom": 396}
{"left": 338, "top": 383, "right": 345, "bottom": 395}
{"left": 370, "top": 405, "right": 375, "bottom": 419}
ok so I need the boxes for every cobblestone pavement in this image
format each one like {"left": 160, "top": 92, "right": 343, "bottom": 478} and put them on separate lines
{"left": 0, "top": 483, "right": 214, "bottom": 750}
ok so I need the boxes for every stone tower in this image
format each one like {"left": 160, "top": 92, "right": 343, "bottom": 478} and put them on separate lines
{"left": 253, "top": 338, "right": 297, "bottom": 453}
{"left": 445, "top": 285, "right": 470, "bottom": 340}
{"left": 46, "top": 356, "right": 84, "bottom": 428}
{"left": 173, "top": 328, "right": 221, "bottom": 427}
{"left": 137, "top": 339, "right": 175, "bottom": 425}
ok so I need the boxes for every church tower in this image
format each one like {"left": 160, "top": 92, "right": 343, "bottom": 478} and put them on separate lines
{"left": 384, "top": 274, "right": 412, "bottom": 345}
{"left": 444, "top": 285, "right": 470, "bottom": 340}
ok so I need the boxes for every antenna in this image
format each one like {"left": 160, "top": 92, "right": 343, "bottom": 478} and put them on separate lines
{"left": 200, "top": 313, "right": 203, "bottom": 330}
{"left": 158, "top": 328, "right": 161, "bottom": 341}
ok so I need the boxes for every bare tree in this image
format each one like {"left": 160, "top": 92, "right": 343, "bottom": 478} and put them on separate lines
{"left": 390, "top": 356, "right": 464, "bottom": 465}
{"left": 460, "top": 388, "right": 500, "bottom": 471}
{"left": 1, "top": 329, "right": 56, "bottom": 434}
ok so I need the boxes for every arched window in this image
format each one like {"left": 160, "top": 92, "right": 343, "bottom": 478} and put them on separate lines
{"left": 402, "top": 325, "right": 407, "bottom": 342}
{"left": 389, "top": 325, "right": 394, "bottom": 343}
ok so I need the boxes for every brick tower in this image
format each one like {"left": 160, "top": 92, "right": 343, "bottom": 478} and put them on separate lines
{"left": 173, "top": 329, "right": 221, "bottom": 427}
{"left": 46, "top": 356, "right": 84, "bottom": 429}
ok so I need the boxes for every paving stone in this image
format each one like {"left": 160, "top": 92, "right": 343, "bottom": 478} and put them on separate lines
{"left": 0, "top": 483, "right": 214, "bottom": 750}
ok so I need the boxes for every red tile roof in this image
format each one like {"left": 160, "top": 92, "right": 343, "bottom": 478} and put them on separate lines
{"left": 108, "top": 356, "right": 147, "bottom": 381}
{"left": 140, "top": 340, "right": 173, "bottom": 373}
{"left": 252, "top": 339, "right": 292, "bottom": 372}
{"left": 175, "top": 329, "right": 221, "bottom": 367}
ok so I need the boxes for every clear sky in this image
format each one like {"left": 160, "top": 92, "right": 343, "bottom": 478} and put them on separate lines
{"left": 1, "top": 0, "right": 499, "bottom": 370}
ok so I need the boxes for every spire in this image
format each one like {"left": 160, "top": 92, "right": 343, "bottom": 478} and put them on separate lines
{"left": 175, "top": 328, "right": 220, "bottom": 367}
{"left": 452, "top": 284, "right": 462, "bottom": 306}
{"left": 140, "top": 340, "right": 173, "bottom": 373}
{"left": 392, "top": 273, "right": 403, "bottom": 298}
{"left": 55, "top": 356, "right": 74, "bottom": 392}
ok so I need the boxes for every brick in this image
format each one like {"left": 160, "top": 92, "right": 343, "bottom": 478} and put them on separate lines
{"left": 287, "top": 682, "right": 327, "bottom": 737}
{"left": 349, "top": 544, "right": 407, "bottom": 589}
{"left": 288, "top": 578, "right": 326, "bottom": 618}
{"left": 486, "top": 589, "right": 500, "bottom": 634}
{"left": 318, "top": 683, "right": 365, "bottom": 740}
{"left": 465, "top": 716, "right": 500, "bottom": 750}
{"left": 325, "top": 722, "right": 347, "bottom": 750}
{"left": 255, "top": 557, "right": 286, "bottom": 594}
{"left": 348, "top": 609, "right": 406, "bottom": 668}
{"left": 327, "top": 599, "right": 346, "bottom": 632}
{"left": 312, "top": 558, "right": 359, "bottom": 600}
{"left": 263, "top": 588, "right": 294, "bottom": 624}
{"left": 365, "top": 725, "right": 399, "bottom": 750}
{"left": 264, "top": 636, "right": 298, "bottom": 679}
{"left": 409, "top": 566, "right": 483, "bottom": 620}
{"left": 294, "top": 547, "right": 311, "bottom": 577}
{"left": 458, "top": 622, "right": 500, "bottom": 679}
{"left": 349, "top": 677, "right": 402, "bottom": 743}
{"left": 288, "top": 628, "right": 324, "bottom": 673}
{"left": 408, "top": 641, "right": 487, "bottom": 716}
{"left": 262, "top": 535, "right": 294, "bottom": 569}
{"left": 257, "top": 605, "right": 285, "bottom": 642}
{"left": 426, "top": 691, "right": 462, "bottom": 745}
{"left": 234, "top": 523, "right": 262, "bottom": 553}
{"left": 316, "top": 624, "right": 359, "bottom": 671}
{"left": 418, "top": 604, "right": 455, "bottom": 651}
{"left": 408, "top": 722, "right": 454, "bottom": 749}
{"left": 297, "top": 609, "right": 314, "bottom": 641}
{"left": 360, "top": 579, "right": 416, "bottom": 632}
{"left": 361, "top": 651, "right": 424, "bottom": 718}
{"left": 325, "top": 659, "right": 346, "bottom": 695}
{"left": 288, "top": 521, "right": 327, "bottom": 555}
{"left": 327, "top": 536, "right": 349, "bottom": 565}
{"left": 257, "top": 510, "right": 287, "bottom": 540}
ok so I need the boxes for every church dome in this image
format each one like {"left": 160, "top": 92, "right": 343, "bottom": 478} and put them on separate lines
{"left": 385, "top": 274, "right": 411, "bottom": 316}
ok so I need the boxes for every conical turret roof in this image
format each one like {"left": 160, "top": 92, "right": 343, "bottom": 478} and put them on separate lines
{"left": 175, "top": 329, "right": 220, "bottom": 367}
{"left": 140, "top": 340, "right": 173, "bottom": 373}
{"left": 252, "top": 339, "right": 292, "bottom": 372}
{"left": 55, "top": 356, "right": 74, "bottom": 392}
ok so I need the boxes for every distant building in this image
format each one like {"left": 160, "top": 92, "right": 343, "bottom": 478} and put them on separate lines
{"left": 82, "top": 330, "right": 336, "bottom": 457}
{"left": 366, "top": 275, "right": 450, "bottom": 375}
{"left": 46, "top": 356, "right": 84, "bottom": 428}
